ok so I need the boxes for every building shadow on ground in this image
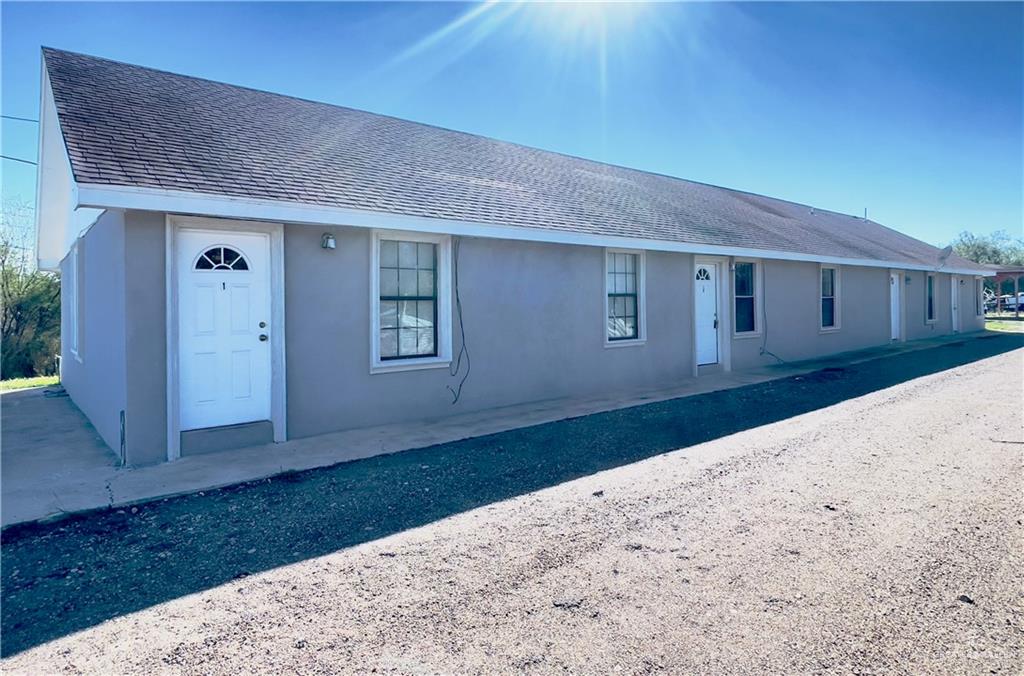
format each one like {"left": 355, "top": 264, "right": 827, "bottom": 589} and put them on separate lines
{"left": 2, "top": 333, "right": 1022, "bottom": 656}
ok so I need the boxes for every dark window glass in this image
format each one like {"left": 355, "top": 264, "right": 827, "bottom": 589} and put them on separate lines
{"left": 821, "top": 268, "right": 836, "bottom": 327}
{"left": 822, "top": 298, "right": 835, "bottom": 327}
{"left": 607, "top": 252, "right": 639, "bottom": 340}
{"left": 734, "top": 262, "right": 756, "bottom": 333}
{"left": 194, "top": 246, "right": 248, "bottom": 271}
{"left": 735, "top": 297, "right": 755, "bottom": 333}
{"left": 379, "top": 240, "right": 437, "bottom": 360}
{"left": 735, "top": 262, "right": 754, "bottom": 297}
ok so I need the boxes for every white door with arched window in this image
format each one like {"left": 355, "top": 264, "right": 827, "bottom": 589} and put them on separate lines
{"left": 177, "top": 230, "right": 272, "bottom": 431}
{"left": 694, "top": 262, "right": 719, "bottom": 365}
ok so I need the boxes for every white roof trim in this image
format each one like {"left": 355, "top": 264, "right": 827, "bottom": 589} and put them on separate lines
{"left": 73, "top": 182, "right": 993, "bottom": 277}
{"left": 35, "top": 60, "right": 82, "bottom": 271}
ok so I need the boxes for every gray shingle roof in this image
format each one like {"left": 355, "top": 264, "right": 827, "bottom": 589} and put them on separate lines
{"left": 43, "top": 47, "right": 984, "bottom": 271}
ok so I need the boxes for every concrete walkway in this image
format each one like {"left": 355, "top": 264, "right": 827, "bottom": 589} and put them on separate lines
{"left": 0, "top": 332, "right": 992, "bottom": 528}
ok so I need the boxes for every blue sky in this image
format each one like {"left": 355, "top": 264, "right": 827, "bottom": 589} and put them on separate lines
{"left": 2, "top": 1, "right": 1021, "bottom": 246}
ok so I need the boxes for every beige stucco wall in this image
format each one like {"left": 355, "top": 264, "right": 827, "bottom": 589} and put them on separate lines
{"left": 67, "top": 210, "right": 984, "bottom": 463}
{"left": 122, "top": 210, "right": 168, "bottom": 465}
{"left": 730, "top": 260, "right": 893, "bottom": 370}
{"left": 284, "top": 225, "right": 696, "bottom": 439}
{"left": 59, "top": 209, "right": 127, "bottom": 459}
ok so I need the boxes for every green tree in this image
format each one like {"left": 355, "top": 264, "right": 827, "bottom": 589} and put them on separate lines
{"left": 950, "top": 230, "right": 1024, "bottom": 300}
{"left": 1, "top": 201, "right": 61, "bottom": 378}
{"left": 950, "top": 230, "right": 1024, "bottom": 266}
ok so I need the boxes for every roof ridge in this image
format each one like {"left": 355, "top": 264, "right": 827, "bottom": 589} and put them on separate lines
{"left": 41, "top": 46, "right": 867, "bottom": 223}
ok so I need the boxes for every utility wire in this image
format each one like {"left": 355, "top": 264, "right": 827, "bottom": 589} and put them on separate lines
{"left": 758, "top": 261, "right": 786, "bottom": 364}
{"left": 446, "top": 236, "right": 471, "bottom": 404}
{"left": 1, "top": 115, "right": 39, "bottom": 123}
{"left": 1, "top": 154, "right": 37, "bottom": 166}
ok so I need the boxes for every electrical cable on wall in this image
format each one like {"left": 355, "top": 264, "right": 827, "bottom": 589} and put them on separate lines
{"left": 758, "top": 262, "right": 786, "bottom": 364}
{"left": 447, "top": 236, "right": 471, "bottom": 404}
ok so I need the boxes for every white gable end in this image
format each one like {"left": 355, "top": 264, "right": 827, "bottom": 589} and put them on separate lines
{"left": 35, "top": 64, "right": 100, "bottom": 271}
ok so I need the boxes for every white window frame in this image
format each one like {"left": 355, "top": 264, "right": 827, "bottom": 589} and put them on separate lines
{"left": 67, "top": 240, "right": 82, "bottom": 361}
{"left": 975, "top": 277, "right": 984, "bottom": 317}
{"left": 925, "top": 273, "right": 937, "bottom": 324}
{"left": 370, "top": 229, "right": 453, "bottom": 373}
{"left": 732, "top": 258, "right": 763, "bottom": 338}
{"left": 819, "top": 264, "right": 841, "bottom": 332}
{"left": 604, "top": 248, "right": 646, "bottom": 347}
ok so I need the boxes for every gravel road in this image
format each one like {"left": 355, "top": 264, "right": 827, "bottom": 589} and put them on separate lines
{"left": 3, "top": 336, "right": 1022, "bottom": 674}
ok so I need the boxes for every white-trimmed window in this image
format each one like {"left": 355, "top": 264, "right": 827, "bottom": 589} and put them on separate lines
{"left": 605, "top": 249, "right": 645, "bottom": 345}
{"left": 820, "top": 265, "right": 840, "bottom": 330}
{"left": 926, "top": 273, "right": 937, "bottom": 323}
{"left": 67, "top": 241, "right": 81, "bottom": 359}
{"left": 733, "top": 260, "right": 760, "bottom": 335}
{"left": 371, "top": 231, "right": 452, "bottom": 373}
{"left": 975, "top": 278, "right": 983, "bottom": 316}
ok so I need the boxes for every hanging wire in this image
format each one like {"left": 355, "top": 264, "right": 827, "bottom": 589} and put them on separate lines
{"left": 757, "top": 261, "right": 786, "bottom": 364}
{"left": 446, "top": 237, "right": 471, "bottom": 404}
{"left": 2, "top": 115, "right": 41, "bottom": 165}
{"left": 1, "top": 154, "right": 37, "bottom": 165}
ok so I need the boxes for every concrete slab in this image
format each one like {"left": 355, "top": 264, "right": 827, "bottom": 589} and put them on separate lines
{"left": 1, "top": 388, "right": 119, "bottom": 525}
{"left": 0, "top": 332, "right": 991, "bottom": 528}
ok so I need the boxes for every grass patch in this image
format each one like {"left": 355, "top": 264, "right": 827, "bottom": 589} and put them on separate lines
{"left": 0, "top": 376, "right": 60, "bottom": 392}
{"left": 986, "top": 319, "right": 1024, "bottom": 333}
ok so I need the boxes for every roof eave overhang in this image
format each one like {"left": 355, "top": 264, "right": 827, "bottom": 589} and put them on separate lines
{"left": 35, "top": 54, "right": 92, "bottom": 272}
{"left": 75, "top": 182, "right": 995, "bottom": 277}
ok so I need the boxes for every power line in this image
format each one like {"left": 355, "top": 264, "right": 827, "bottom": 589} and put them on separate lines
{"left": 1, "top": 154, "right": 37, "bottom": 166}
{"left": 1, "top": 115, "right": 39, "bottom": 123}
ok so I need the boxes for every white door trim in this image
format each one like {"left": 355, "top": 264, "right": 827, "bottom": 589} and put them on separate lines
{"left": 166, "top": 215, "right": 287, "bottom": 461}
{"left": 692, "top": 256, "right": 732, "bottom": 373}
{"left": 950, "top": 274, "right": 961, "bottom": 333}
{"left": 889, "top": 270, "right": 904, "bottom": 342}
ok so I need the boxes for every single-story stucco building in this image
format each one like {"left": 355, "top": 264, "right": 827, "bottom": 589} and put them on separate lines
{"left": 35, "top": 48, "right": 991, "bottom": 466}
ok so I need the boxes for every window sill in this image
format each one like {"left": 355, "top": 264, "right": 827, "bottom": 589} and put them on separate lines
{"left": 370, "top": 357, "right": 451, "bottom": 375}
{"left": 605, "top": 338, "right": 646, "bottom": 349}
{"left": 819, "top": 326, "right": 841, "bottom": 334}
{"left": 732, "top": 331, "right": 762, "bottom": 340}
{"left": 925, "top": 319, "right": 937, "bottom": 325}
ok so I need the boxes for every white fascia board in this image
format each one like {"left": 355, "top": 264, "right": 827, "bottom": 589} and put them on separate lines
{"left": 35, "top": 59, "right": 82, "bottom": 272}
{"left": 75, "top": 182, "right": 995, "bottom": 277}
{"left": 33, "top": 54, "right": 48, "bottom": 269}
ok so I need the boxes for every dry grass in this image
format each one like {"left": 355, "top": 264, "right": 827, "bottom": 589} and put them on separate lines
{"left": 986, "top": 318, "right": 1024, "bottom": 333}
{"left": 0, "top": 376, "right": 59, "bottom": 392}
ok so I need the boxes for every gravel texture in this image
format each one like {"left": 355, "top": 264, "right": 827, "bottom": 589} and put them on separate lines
{"left": 2, "top": 335, "right": 1022, "bottom": 673}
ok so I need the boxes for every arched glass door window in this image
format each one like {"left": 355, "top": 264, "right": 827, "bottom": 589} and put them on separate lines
{"left": 194, "top": 246, "right": 249, "bottom": 271}
{"left": 696, "top": 267, "right": 711, "bottom": 281}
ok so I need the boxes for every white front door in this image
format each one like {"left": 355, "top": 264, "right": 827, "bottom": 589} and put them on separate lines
{"left": 889, "top": 272, "right": 901, "bottom": 340}
{"left": 695, "top": 263, "right": 719, "bottom": 366}
{"left": 951, "top": 275, "right": 961, "bottom": 333}
{"left": 177, "top": 230, "right": 272, "bottom": 431}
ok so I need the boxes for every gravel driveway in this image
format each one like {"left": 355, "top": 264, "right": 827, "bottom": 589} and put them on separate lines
{"left": 3, "top": 336, "right": 1022, "bottom": 673}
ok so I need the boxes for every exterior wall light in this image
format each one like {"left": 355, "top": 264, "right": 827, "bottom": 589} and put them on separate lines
{"left": 905, "top": 275, "right": 912, "bottom": 285}
{"left": 321, "top": 233, "right": 337, "bottom": 250}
